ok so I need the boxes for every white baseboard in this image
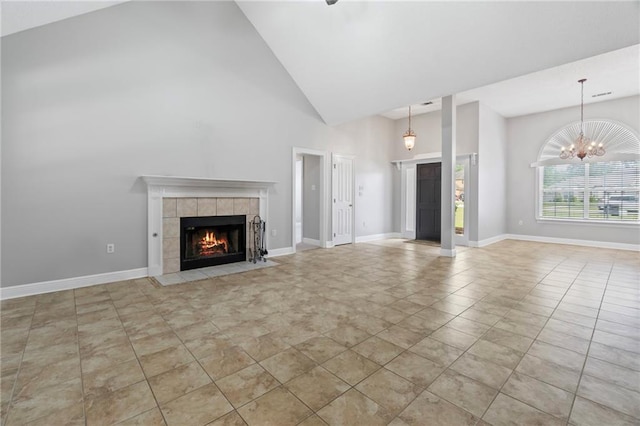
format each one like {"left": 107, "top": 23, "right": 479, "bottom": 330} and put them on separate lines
{"left": 302, "top": 238, "right": 321, "bottom": 246}
{"left": 506, "top": 234, "right": 640, "bottom": 251}
{"left": 0, "top": 267, "right": 148, "bottom": 300}
{"left": 268, "top": 247, "right": 295, "bottom": 257}
{"left": 468, "top": 234, "right": 509, "bottom": 248}
{"left": 324, "top": 241, "right": 335, "bottom": 248}
{"left": 440, "top": 248, "right": 457, "bottom": 257}
{"left": 355, "top": 232, "right": 402, "bottom": 243}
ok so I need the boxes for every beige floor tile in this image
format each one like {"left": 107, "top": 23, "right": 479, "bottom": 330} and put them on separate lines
{"left": 583, "top": 356, "right": 640, "bottom": 393}
{"left": 322, "top": 350, "right": 381, "bottom": 386}
{"left": 215, "top": 364, "right": 279, "bottom": 408}
{"left": 526, "top": 340, "right": 585, "bottom": 372}
{"left": 20, "top": 402, "right": 82, "bottom": 426}
{"left": 138, "top": 344, "right": 195, "bottom": 378}
{"left": 296, "top": 414, "right": 327, "bottom": 426}
{"left": 237, "top": 333, "right": 290, "bottom": 361}
{"left": 83, "top": 359, "right": 145, "bottom": 399}
{"left": 385, "top": 351, "right": 445, "bottom": 388}
{"left": 148, "top": 361, "right": 212, "bottom": 404}
{"left": 160, "top": 383, "right": 233, "bottom": 426}
{"left": 427, "top": 370, "right": 497, "bottom": 418}
{"left": 316, "top": 389, "right": 390, "bottom": 425}
{"left": 376, "top": 325, "right": 424, "bottom": 349}
{"left": 429, "top": 326, "right": 478, "bottom": 350}
{"left": 285, "top": 366, "right": 349, "bottom": 410}
{"left": 237, "top": 387, "right": 312, "bottom": 426}
{"left": 206, "top": 410, "right": 247, "bottom": 425}
{"left": 199, "top": 346, "right": 255, "bottom": 380}
{"left": 85, "top": 380, "right": 156, "bottom": 426}
{"left": 355, "top": 369, "right": 422, "bottom": 416}
{"left": 483, "top": 393, "right": 564, "bottom": 426}
{"left": 467, "top": 340, "right": 523, "bottom": 369}
{"left": 569, "top": 396, "right": 639, "bottom": 426}
{"left": 352, "top": 336, "right": 404, "bottom": 365}
{"left": 259, "top": 347, "right": 316, "bottom": 383}
{"left": 409, "top": 337, "right": 463, "bottom": 366}
{"left": 3, "top": 241, "right": 640, "bottom": 425}
{"left": 577, "top": 374, "right": 640, "bottom": 419}
{"left": 515, "top": 354, "right": 581, "bottom": 393}
{"left": 397, "top": 390, "right": 477, "bottom": 425}
{"left": 459, "top": 308, "right": 503, "bottom": 326}
{"left": 450, "top": 352, "right": 512, "bottom": 389}
{"left": 117, "top": 407, "right": 165, "bottom": 425}
{"left": 502, "top": 372, "right": 574, "bottom": 420}
{"left": 295, "top": 336, "right": 347, "bottom": 363}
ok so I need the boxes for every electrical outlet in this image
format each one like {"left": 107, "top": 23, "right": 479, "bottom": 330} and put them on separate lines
{"left": 106, "top": 243, "right": 115, "bottom": 254}
{"left": 518, "top": 220, "right": 523, "bottom": 226}
{"left": 271, "top": 229, "right": 277, "bottom": 237}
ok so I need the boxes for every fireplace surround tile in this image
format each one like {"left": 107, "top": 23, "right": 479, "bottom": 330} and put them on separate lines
{"left": 197, "top": 199, "right": 217, "bottom": 217}
{"left": 163, "top": 238, "right": 180, "bottom": 260}
{"left": 233, "top": 199, "right": 250, "bottom": 215}
{"left": 162, "top": 218, "right": 179, "bottom": 239}
{"left": 163, "top": 199, "right": 177, "bottom": 218}
{"left": 216, "top": 199, "right": 234, "bottom": 215}
{"left": 161, "top": 197, "right": 259, "bottom": 275}
{"left": 177, "top": 198, "right": 198, "bottom": 217}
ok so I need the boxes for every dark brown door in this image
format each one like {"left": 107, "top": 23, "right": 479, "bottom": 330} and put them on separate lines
{"left": 416, "top": 163, "right": 441, "bottom": 241}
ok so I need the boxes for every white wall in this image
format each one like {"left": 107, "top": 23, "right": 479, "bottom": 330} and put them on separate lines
{"left": 506, "top": 95, "right": 640, "bottom": 245}
{"left": 1, "top": 1, "right": 397, "bottom": 287}
{"left": 478, "top": 103, "right": 507, "bottom": 241}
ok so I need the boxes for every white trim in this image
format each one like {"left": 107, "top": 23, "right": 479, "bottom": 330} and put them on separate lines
{"left": 468, "top": 234, "right": 508, "bottom": 248}
{"left": 535, "top": 218, "right": 640, "bottom": 228}
{"left": 506, "top": 234, "right": 640, "bottom": 251}
{"left": 0, "top": 268, "right": 148, "bottom": 300}
{"left": 268, "top": 247, "right": 295, "bottom": 257}
{"left": 440, "top": 248, "right": 457, "bottom": 257}
{"left": 324, "top": 240, "right": 335, "bottom": 248}
{"left": 355, "top": 233, "right": 402, "bottom": 243}
{"left": 142, "top": 176, "right": 274, "bottom": 276}
{"left": 302, "top": 238, "right": 321, "bottom": 246}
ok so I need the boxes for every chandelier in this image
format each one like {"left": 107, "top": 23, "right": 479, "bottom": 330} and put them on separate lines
{"left": 403, "top": 105, "right": 416, "bottom": 151}
{"left": 560, "top": 79, "right": 605, "bottom": 161}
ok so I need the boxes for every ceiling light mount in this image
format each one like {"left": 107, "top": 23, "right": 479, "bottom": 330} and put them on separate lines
{"left": 403, "top": 106, "right": 416, "bottom": 151}
{"left": 559, "top": 78, "right": 605, "bottom": 161}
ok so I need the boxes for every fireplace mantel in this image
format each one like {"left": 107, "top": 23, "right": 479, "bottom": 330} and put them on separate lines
{"left": 142, "top": 175, "right": 276, "bottom": 276}
{"left": 141, "top": 175, "right": 276, "bottom": 191}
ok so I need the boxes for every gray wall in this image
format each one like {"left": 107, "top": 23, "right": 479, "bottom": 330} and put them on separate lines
{"left": 478, "top": 103, "right": 507, "bottom": 241}
{"left": 302, "top": 156, "right": 320, "bottom": 241}
{"left": 1, "top": 1, "right": 397, "bottom": 287}
{"left": 506, "top": 95, "right": 640, "bottom": 245}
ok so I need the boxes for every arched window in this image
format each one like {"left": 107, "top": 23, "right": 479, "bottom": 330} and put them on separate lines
{"left": 533, "top": 120, "right": 640, "bottom": 223}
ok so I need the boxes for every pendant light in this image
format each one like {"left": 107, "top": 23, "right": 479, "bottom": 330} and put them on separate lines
{"left": 403, "top": 106, "right": 416, "bottom": 151}
{"left": 560, "top": 79, "right": 605, "bottom": 161}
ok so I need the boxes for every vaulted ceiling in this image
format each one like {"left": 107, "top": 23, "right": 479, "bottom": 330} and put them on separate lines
{"left": 2, "top": 1, "right": 639, "bottom": 125}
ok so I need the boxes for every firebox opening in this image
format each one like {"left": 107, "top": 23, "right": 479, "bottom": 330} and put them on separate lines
{"left": 180, "top": 215, "right": 246, "bottom": 271}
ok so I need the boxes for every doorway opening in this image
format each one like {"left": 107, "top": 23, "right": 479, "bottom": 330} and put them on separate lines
{"left": 292, "top": 148, "right": 328, "bottom": 253}
{"left": 416, "top": 162, "right": 441, "bottom": 242}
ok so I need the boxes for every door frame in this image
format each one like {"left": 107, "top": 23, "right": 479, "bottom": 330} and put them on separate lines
{"left": 331, "top": 153, "right": 356, "bottom": 246}
{"left": 400, "top": 154, "right": 471, "bottom": 246}
{"left": 291, "top": 147, "right": 329, "bottom": 253}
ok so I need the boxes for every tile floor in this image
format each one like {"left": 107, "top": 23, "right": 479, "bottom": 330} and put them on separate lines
{"left": 1, "top": 239, "right": 639, "bottom": 426}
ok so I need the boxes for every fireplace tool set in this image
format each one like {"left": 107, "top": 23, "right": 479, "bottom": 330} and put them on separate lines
{"left": 249, "top": 215, "right": 268, "bottom": 263}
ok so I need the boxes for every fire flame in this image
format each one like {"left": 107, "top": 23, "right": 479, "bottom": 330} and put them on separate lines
{"left": 198, "top": 231, "right": 228, "bottom": 255}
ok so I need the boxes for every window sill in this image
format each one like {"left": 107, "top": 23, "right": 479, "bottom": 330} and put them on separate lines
{"left": 536, "top": 217, "right": 640, "bottom": 228}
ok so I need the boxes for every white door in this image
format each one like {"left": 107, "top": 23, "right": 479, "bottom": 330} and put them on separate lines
{"left": 332, "top": 155, "right": 354, "bottom": 245}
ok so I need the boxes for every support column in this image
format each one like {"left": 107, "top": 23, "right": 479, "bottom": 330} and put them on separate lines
{"left": 440, "top": 95, "right": 456, "bottom": 257}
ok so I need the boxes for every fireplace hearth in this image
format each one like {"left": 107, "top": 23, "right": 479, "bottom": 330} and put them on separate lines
{"left": 180, "top": 215, "right": 246, "bottom": 271}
